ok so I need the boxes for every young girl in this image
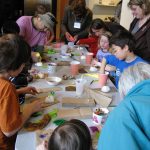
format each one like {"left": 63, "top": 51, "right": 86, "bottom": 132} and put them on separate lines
{"left": 77, "top": 18, "right": 108, "bottom": 57}
{"left": 0, "top": 34, "right": 44, "bottom": 149}
{"left": 48, "top": 119, "right": 93, "bottom": 150}
{"left": 96, "top": 32, "right": 112, "bottom": 62}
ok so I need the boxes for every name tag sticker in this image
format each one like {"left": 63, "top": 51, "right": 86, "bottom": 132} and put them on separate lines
{"left": 74, "top": 22, "right": 81, "bottom": 29}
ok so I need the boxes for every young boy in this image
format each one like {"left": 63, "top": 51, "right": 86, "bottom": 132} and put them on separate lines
{"left": 99, "top": 30, "right": 145, "bottom": 88}
{"left": 0, "top": 34, "right": 44, "bottom": 149}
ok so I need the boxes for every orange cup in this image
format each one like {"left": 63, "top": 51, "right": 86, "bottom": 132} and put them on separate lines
{"left": 98, "top": 72, "right": 109, "bottom": 87}
{"left": 86, "top": 52, "right": 93, "bottom": 65}
{"left": 70, "top": 61, "right": 80, "bottom": 76}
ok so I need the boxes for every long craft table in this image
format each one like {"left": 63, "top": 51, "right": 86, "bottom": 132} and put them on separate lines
{"left": 15, "top": 47, "right": 121, "bottom": 150}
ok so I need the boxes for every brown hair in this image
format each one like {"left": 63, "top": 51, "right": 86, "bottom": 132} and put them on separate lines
{"left": 128, "top": 0, "right": 150, "bottom": 15}
{"left": 34, "top": 4, "right": 47, "bottom": 15}
{"left": 70, "top": 0, "right": 86, "bottom": 17}
{"left": 48, "top": 119, "right": 93, "bottom": 150}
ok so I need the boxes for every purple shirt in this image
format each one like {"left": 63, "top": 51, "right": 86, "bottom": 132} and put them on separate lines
{"left": 16, "top": 16, "right": 46, "bottom": 47}
{"left": 96, "top": 49, "right": 111, "bottom": 62}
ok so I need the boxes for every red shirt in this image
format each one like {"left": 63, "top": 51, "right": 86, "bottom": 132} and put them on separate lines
{"left": 78, "top": 35, "right": 99, "bottom": 57}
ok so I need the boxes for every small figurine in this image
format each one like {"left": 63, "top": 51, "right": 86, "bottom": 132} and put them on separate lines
{"left": 94, "top": 108, "right": 105, "bottom": 115}
{"left": 45, "top": 91, "right": 56, "bottom": 103}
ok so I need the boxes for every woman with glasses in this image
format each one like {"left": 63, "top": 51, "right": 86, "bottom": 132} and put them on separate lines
{"left": 16, "top": 12, "right": 57, "bottom": 50}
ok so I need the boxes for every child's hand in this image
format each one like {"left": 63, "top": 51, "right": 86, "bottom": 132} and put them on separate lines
{"left": 36, "top": 141, "right": 48, "bottom": 150}
{"left": 91, "top": 59, "right": 101, "bottom": 67}
{"left": 19, "top": 86, "right": 38, "bottom": 95}
{"left": 29, "top": 100, "right": 44, "bottom": 113}
{"left": 105, "top": 65, "right": 116, "bottom": 72}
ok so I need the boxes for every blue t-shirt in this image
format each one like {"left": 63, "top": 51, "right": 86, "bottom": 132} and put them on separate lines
{"left": 105, "top": 55, "right": 145, "bottom": 88}
{"left": 96, "top": 49, "right": 111, "bottom": 62}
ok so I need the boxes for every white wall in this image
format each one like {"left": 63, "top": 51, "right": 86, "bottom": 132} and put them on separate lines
{"left": 120, "top": 0, "right": 133, "bottom": 29}
{"left": 86, "top": 0, "right": 134, "bottom": 30}
{"left": 86, "top": 0, "right": 119, "bottom": 20}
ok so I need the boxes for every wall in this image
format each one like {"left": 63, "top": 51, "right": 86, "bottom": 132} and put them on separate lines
{"left": 86, "top": 0, "right": 119, "bottom": 21}
{"left": 120, "top": 0, "right": 133, "bottom": 29}
{"left": 24, "top": 0, "right": 51, "bottom": 15}
{"left": 86, "top": 0, "right": 133, "bottom": 30}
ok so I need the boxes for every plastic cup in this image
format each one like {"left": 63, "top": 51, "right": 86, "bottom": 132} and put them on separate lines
{"left": 98, "top": 72, "right": 109, "bottom": 87}
{"left": 68, "top": 42, "right": 74, "bottom": 48}
{"left": 92, "top": 112, "right": 103, "bottom": 125}
{"left": 75, "top": 78, "right": 86, "bottom": 97}
{"left": 60, "top": 45, "right": 68, "bottom": 54}
{"left": 86, "top": 52, "right": 94, "bottom": 65}
{"left": 70, "top": 61, "right": 80, "bottom": 76}
{"left": 48, "top": 63, "right": 57, "bottom": 74}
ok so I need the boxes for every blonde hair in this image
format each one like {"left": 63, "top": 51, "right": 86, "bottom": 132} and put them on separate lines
{"left": 98, "top": 31, "right": 112, "bottom": 50}
{"left": 118, "top": 62, "right": 150, "bottom": 98}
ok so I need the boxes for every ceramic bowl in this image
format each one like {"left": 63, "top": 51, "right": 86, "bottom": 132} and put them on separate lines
{"left": 46, "top": 77, "right": 62, "bottom": 86}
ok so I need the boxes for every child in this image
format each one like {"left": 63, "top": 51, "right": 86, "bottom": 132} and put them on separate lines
{"left": 48, "top": 119, "right": 93, "bottom": 150}
{"left": 0, "top": 34, "right": 44, "bottom": 149}
{"left": 99, "top": 30, "right": 145, "bottom": 88}
{"left": 96, "top": 32, "right": 112, "bottom": 62}
{"left": 77, "top": 18, "right": 108, "bottom": 57}
{"left": 1, "top": 21, "right": 34, "bottom": 104}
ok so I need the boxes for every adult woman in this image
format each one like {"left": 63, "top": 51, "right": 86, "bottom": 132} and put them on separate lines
{"left": 98, "top": 62, "right": 150, "bottom": 150}
{"left": 17, "top": 12, "right": 57, "bottom": 48}
{"left": 128, "top": 0, "right": 150, "bottom": 63}
{"left": 61, "top": 0, "right": 93, "bottom": 43}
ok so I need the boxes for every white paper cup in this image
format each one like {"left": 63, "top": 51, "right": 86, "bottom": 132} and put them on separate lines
{"left": 68, "top": 42, "right": 74, "bottom": 48}
{"left": 75, "top": 78, "right": 86, "bottom": 96}
{"left": 60, "top": 45, "right": 68, "bottom": 54}
{"left": 48, "top": 63, "right": 57, "bottom": 74}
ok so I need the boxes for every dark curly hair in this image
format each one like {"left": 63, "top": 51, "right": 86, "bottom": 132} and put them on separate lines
{"left": 0, "top": 34, "right": 31, "bottom": 73}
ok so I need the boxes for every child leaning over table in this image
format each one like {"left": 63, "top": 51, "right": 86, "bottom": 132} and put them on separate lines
{"left": 77, "top": 18, "right": 108, "bottom": 57}
{"left": 0, "top": 34, "right": 44, "bottom": 150}
{"left": 93, "top": 30, "right": 146, "bottom": 88}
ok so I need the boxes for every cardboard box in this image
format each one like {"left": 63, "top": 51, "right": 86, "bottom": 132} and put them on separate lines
{"left": 57, "top": 108, "right": 92, "bottom": 119}
{"left": 62, "top": 97, "right": 95, "bottom": 107}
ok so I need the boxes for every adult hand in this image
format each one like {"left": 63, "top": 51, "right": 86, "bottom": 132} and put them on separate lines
{"left": 65, "top": 32, "right": 74, "bottom": 42}
{"left": 73, "top": 35, "right": 78, "bottom": 42}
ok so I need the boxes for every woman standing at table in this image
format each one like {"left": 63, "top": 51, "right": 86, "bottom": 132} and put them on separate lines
{"left": 128, "top": 0, "right": 150, "bottom": 63}
{"left": 61, "top": 0, "right": 93, "bottom": 43}
{"left": 98, "top": 62, "right": 150, "bottom": 150}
